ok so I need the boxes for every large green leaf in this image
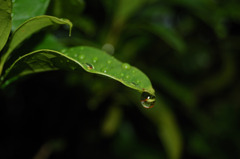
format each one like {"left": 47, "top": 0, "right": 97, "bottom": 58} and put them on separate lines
{"left": 1, "top": 46, "right": 155, "bottom": 95}
{"left": 0, "top": 0, "right": 12, "bottom": 52}
{"left": 12, "top": 0, "right": 50, "bottom": 30}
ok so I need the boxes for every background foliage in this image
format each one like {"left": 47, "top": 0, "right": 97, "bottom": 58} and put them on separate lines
{"left": 1, "top": 0, "right": 240, "bottom": 158}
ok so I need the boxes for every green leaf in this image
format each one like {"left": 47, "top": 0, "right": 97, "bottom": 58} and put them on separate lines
{"left": 0, "top": 0, "right": 12, "bottom": 52}
{"left": 140, "top": 94, "right": 183, "bottom": 159}
{"left": 12, "top": 0, "right": 50, "bottom": 31}
{"left": 7, "top": 15, "right": 72, "bottom": 56}
{"left": 1, "top": 46, "right": 155, "bottom": 95}
{"left": 148, "top": 24, "right": 186, "bottom": 53}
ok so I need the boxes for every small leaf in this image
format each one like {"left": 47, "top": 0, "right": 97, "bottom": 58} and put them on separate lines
{"left": 12, "top": 0, "right": 50, "bottom": 31}
{"left": 1, "top": 46, "right": 155, "bottom": 96}
{"left": 0, "top": 0, "right": 12, "bottom": 52}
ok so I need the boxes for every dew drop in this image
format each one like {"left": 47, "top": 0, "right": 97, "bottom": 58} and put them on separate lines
{"left": 92, "top": 57, "right": 98, "bottom": 63}
{"left": 140, "top": 92, "right": 156, "bottom": 109}
{"left": 101, "top": 68, "right": 107, "bottom": 73}
{"left": 79, "top": 54, "right": 85, "bottom": 60}
{"left": 107, "top": 60, "right": 112, "bottom": 64}
{"left": 122, "top": 63, "right": 131, "bottom": 69}
{"left": 85, "top": 63, "right": 94, "bottom": 70}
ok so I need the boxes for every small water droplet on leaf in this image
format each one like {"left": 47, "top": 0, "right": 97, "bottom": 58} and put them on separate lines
{"left": 107, "top": 60, "right": 112, "bottom": 64}
{"left": 140, "top": 92, "right": 156, "bottom": 109}
{"left": 101, "top": 68, "right": 107, "bottom": 73}
{"left": 93, "top": 57, "right": 98, "bottom": 63}
{"left": 79, "top": 54, "right": 85, "bottom": 60}
{"left": 122, "top": 63, "right": 131, "bottom": 69}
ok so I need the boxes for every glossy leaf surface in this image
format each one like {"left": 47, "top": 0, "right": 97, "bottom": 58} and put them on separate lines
{"left": 1, "top": 47, "right": 155, "bottom": 95}
{"left": 0, "top": 0, "right": 12, "bottom": 52}
{"left": 6, "top": 15, "right": 72, "bottom": 56}
{"left": 12, "top": 0, "right": 50, "bottom": 30}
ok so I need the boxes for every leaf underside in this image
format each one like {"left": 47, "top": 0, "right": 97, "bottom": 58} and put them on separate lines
{"left": 1, "top": 46, "right": 155, "bottom": 95}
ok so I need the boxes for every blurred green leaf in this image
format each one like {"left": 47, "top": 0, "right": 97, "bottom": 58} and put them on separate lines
{"left": 0, "top": 0, "right": 12, "bottom": 52}
{"left": 150, "top": 68, "right": 196, "bottom": 108}
{"left": 147, "top": 23, "right": 186, "bottom": 53}
{"left": 101, "top": 106, "right": 122, "bottom": 136}
{"left": 12, "top": 0, "right": 50, "bottom": 30}
{"left": 141, "top": 94, "right": 183, "bottom": 159}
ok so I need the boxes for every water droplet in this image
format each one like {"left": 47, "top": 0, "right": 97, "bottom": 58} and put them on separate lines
{"left": 85, "top": 63, "right": 94, "bottom": 70}
{"left": 101, "top": 68, "right": 107, "bottom": 73}
{"left": 92, "top": 57, "right": 98, "bottom": 63}
{"left": 140, "top": 92, "right": 156, "bottom": 109}
{"left": 122, "top": 63, "right": 131, "bottom": 69}
{"left": 79, "top": 54, "right": 85, "bottom": 60}
{"left": 107, "top": 60, "right": 112, "bottom": 64}
{"left": 126, "top": 75, "right": 129, "bottom": 79}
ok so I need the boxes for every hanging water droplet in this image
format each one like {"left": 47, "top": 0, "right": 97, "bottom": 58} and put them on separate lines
{"left": 92, "top": 57, "right": 98, "bottom": 63}
{"left": 140, "top": 92, "right": 156, "bottom": 109}
{"left": 85, "top": 63, "right": 94, "bottom": 70}
{"left": 122, "top": 63, "right": 131, "bottom": 69}
{"left": 79, "top": 54, "right": 85, "bottom": 60}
